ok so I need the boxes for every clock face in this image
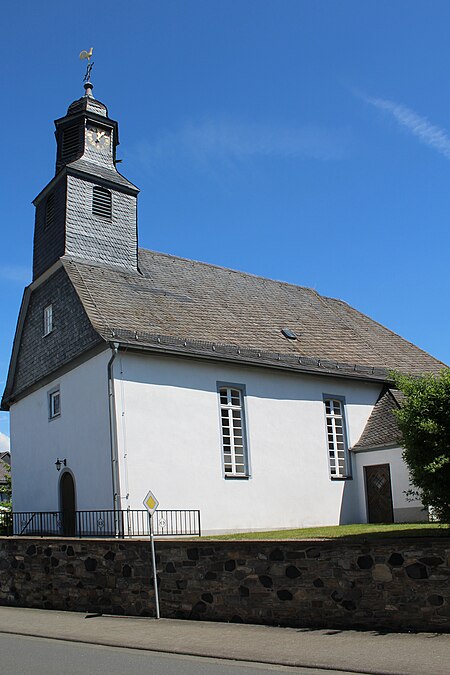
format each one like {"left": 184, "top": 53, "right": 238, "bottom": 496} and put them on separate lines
{"left": 86, "top": 125, "right": 110, "bottom": 151}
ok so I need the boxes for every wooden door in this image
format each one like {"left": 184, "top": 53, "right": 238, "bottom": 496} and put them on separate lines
{"left": 365, "top": 464, "right": 394, "bottom": 524}
{"left": 60, "top": 472, "right": 76, "bottom": 536}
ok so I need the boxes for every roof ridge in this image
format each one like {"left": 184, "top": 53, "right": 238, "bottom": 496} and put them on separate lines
{"left": 138, "top": 247, "right": 323, "bottom": 296}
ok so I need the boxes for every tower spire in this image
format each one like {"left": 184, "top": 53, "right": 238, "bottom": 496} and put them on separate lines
{"left": 84, "top": 81, "right": 94, "bottom": 98}
{"left": 31, "top": 58, "right": 139, "bottom": 280}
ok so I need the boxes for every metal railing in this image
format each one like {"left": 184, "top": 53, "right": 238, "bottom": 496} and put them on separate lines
{"left": 0, "top": 509, "right": 201, "bottom": 538}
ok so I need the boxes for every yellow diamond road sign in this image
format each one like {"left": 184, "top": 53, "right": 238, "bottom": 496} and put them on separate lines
{"left": 143, "top": 489, "right": 159, "bottom": 515}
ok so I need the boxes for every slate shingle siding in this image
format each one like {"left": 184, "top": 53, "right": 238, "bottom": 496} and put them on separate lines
{"left": 32, "top": 179, "right": 66, "bottom": 280}
{"left": 12, "top": 267, "right": 103, "bottom": 399}
{"left": 65, "top": 175, "right": 137, "bottom": 270}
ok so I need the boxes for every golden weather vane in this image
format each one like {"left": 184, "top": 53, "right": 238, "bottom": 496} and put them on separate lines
{"left": 79, "top": 48, "right": 94, "bottom": 83}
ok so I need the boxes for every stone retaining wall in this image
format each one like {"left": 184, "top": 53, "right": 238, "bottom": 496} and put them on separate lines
{"left": 0, "top": 537, "right": 448, "bottom": 632}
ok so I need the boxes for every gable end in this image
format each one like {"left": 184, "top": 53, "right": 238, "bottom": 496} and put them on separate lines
{"left": 1, "top": 267, "right": 104, "bottom": 409}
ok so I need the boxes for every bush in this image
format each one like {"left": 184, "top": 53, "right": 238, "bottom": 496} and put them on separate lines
{"left": 393, "top": 369, "right": 450, "bottom": 522}
{"left": 0, "top": 461, "right": 11, "bottom": 512}
{"left": 0, "top": 505, "right": 12, "bottom": 536}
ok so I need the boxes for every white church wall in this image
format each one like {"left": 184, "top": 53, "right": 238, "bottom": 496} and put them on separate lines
{"left": 353, "top": 447, "right": 427, "bottom": 523}
{"left": 10, "top": 349, "right": 113, "bottom": 513}
{"left": 113, "top": 352, "right": 382, "bottom": 534}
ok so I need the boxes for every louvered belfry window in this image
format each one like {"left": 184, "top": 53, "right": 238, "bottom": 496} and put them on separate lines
{"left": 92, "top": 186, "right": 112, "bottom": 220}
{"left": 44, "top": 194, "right": 54, "bottom": 230}
{"left": 61, "top": 126, "right": 80, "bottom": 163}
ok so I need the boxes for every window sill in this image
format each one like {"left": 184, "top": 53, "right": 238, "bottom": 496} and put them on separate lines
{"left": 330, "top": 475, "right": 352, "bottom": 481}
{"left": 224, "top": 475, "right": 250, "bottom": 480}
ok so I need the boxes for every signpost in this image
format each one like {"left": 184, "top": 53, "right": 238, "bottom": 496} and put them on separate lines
{"left": 143, "top": 489, "right": 160, "bottom": 619}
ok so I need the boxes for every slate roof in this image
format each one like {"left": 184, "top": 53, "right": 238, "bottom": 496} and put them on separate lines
{"left": 61, "top": 248, "right": 446, "bottom": 381}
{"left": 352, "top": 389, "right": 402, "bottom": 451}
{"left": 66, "top": 94, "right": 108, "bottom": 118}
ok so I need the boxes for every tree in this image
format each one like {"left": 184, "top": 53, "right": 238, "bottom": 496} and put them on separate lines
{"left": 0, "top": 461, "right": 11, "bottom": 511}
{"left": 392, "top": 369, "right": 450, "bottom": 522}
{"left": 0, "top": 462, "right": 12, "bottom": 535}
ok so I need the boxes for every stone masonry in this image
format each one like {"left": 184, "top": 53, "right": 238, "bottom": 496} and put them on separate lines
{"left": 0, "top": 537, "right": 448, "bottom": 632}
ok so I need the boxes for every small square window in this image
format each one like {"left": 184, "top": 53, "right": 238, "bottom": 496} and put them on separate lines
{"left": 49, "top": 390, "right": 61, "bottom": 419}
{"left": 43, "top": 304, "right": 53, "bottom": 336}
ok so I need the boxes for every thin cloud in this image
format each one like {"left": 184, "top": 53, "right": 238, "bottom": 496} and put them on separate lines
{"left": 0, "top": 432, "right": 10, "bottom": 454}
{"left": 0, "top": 265, "right": 30, "bottom": 283}
{"left": 363, "top": 95, "right": 450, "bottom": 160}
{"left": 132, "top": 118, "right": 351, "bottom": 172}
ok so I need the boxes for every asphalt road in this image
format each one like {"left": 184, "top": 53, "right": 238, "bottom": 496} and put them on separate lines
{"left": 1, "top": 607, "right": 449, "bottom": 675}
{"left": 0, "top": 633, "right": 367, "bottom": 675}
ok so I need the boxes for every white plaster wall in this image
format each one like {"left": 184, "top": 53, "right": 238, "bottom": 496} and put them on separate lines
{"left": 113, "top": 352, "right": 382, "bottom": 534}
{"left": 10, "top": 350, "right": 113, "bottom": 513}
{"left": 353, "top": 447, "right": 426, "bottom": 522}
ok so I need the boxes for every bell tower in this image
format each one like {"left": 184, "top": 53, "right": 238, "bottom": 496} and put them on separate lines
{"left": 32, "top": 79, "right": 139, "bottom": 281}
{"left": 54, "top": 81, "right": 118, "bottom": 172}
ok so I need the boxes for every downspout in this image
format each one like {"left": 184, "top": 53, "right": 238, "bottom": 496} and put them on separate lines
{"left": 108, "top": 342, "right": 121, "bottom": 512}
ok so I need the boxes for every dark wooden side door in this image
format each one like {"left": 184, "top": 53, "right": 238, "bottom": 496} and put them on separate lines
{"left": 60, "top": 472, "right": 76, "bottom": 536}
{"left": 365, "top": 463, "right": 394, "bottom": 523}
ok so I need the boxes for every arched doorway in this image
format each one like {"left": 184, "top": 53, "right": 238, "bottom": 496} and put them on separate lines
{"left": 60, "top": 471, "right": 76, "bottom": 536}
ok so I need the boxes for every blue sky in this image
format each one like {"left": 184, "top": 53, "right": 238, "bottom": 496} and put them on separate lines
{"left": 1, "top": 0, "right": 450, "bottom": 447}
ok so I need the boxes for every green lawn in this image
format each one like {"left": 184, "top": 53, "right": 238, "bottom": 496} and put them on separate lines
{"left": 204, "top": 522, "right": 450, "bottom": 540}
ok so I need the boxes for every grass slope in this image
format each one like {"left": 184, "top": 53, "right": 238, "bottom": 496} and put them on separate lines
{"left": 205, "top": 523, "right": 450, "bottom": 541}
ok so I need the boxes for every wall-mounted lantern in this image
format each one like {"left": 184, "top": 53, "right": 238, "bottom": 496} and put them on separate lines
{"left": 55, "top": 458, "right": 67, "bottom": 472}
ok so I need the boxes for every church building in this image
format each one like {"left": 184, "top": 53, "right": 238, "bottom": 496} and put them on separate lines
{"left": 1, "top": 79, "right": 445, "bottom": 534}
